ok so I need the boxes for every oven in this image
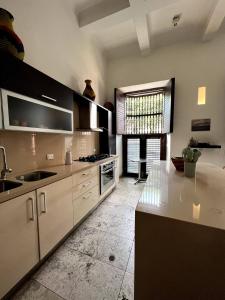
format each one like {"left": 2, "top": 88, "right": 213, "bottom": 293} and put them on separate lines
{"left": 100, "top": 161, "right": 115, "bottom": 195}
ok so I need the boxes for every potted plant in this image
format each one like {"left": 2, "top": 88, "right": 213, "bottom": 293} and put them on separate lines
{"left": 182, "top": 147, "right": 201, "bottom": 178}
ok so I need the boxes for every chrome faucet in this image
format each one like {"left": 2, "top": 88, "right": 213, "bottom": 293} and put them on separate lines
{"left": 0, "top": 146, "right": 12, "bottom": 180}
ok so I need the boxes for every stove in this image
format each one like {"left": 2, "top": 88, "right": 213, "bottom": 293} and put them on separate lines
{"left": 78, "top": 154, "right": 110, "bottom": 163}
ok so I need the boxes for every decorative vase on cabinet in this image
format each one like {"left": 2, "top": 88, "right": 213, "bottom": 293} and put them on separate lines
{"left": 83, "top": 79, "right": 96, "bottom": 101}
{"left": 0, "top": 8, "right": 24, "bottom": 60}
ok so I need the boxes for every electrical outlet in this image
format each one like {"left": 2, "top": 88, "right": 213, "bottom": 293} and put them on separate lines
{"left": 46, "top": 154, "right": 54, "bottom": 160}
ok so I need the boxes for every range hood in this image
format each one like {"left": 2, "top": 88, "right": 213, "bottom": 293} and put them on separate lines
{"left": 75, "top": 101, "right": 103, "bottom": 132}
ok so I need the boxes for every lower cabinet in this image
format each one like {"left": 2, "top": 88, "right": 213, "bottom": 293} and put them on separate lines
{"left": 0, "top": 192, "right": 39, "bottom": 299}
{"left": 0, "top": 167, "right": 105, "bottom": 298}
{"left": 72, "top": 166, "right": 100, "bottom": 226}
{"left": 37, "top": 176, "right": 73, "bottom": 259}
{"left": 73, "top": 185, "right": 99, "bottom": 225}
{"left": 115, "top": 158, "right": 120, "bottom": 185}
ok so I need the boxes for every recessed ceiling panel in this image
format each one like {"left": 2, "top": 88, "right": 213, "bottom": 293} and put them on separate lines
{"left": 149, "top": 0, "right": 216, "bottom": 47}
{"left": 94, "top": 19, "right": 137, "bottom": 50}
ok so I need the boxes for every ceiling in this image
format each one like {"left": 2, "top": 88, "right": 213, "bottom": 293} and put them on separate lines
{"left": 71, "top": 0, "right": 225, "bottom": 59}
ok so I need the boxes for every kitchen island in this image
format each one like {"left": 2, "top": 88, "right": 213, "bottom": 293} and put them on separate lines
{"left": 135, "top": 161, "right": 225, "bottom": 300}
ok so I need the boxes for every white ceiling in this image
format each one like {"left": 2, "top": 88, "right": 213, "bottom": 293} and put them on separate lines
{"left": 70, "top": 0, "right": 225, "bottom": 59}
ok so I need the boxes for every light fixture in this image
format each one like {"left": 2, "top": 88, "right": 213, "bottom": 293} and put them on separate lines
{"left": 198, "top": 86, "right": 206, "bottom": 105}
{"left": 193, "top": 203, "right": 200, "bottom": 220}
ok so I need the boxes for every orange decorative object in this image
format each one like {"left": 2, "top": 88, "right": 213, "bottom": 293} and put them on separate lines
{"left": 0, "top": 8, "right": 24, "bottom": 60}
{"left": 83, "top": 79, "right": 96, "bottom": 101}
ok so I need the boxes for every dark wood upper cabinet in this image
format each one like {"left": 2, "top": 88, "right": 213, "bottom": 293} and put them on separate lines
{"left": 0, "top": 52, "right": 73, "bottom": 110}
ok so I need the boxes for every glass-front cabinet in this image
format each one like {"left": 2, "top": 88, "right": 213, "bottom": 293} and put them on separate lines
{"left": 0, "top": 89, "right": 73, "bottom": 134}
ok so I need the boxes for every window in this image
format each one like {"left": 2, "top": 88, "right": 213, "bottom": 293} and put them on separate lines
{"left": 127, "top": 138, "right": 140, "bottom": 173}
{"left": 123, "top": 135, "right": 166, "bottom": 176}
{"left": 115, "top": 78, "right": 175, "bottom": 135}
{"left": 116, "top": 79, "right": 175, "bottom": 176}
{"left": 146, "top": 138, "right": 161, "bottom": 172}
{"left": 125, "top": 91, "right": 165, "bottom": 134}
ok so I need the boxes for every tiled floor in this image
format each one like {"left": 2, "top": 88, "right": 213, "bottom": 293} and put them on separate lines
{"left": 12, "top": 178, "right": 144, "bottom": 300}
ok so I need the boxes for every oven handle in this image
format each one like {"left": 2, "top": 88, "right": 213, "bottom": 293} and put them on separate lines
{"left": 101, "top": 168, "right": 114, "bottom": 175}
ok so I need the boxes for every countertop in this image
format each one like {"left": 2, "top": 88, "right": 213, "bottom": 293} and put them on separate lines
{"left": 136, "top": 161, "right": 225, "bottom": 231}
{"left": 0, "top": 155, "right": 119, "bottom": 204}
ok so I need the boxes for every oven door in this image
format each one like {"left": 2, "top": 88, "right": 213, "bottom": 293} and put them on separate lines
{"left": 100, "top": 165, "right": 115, "bottom": 195}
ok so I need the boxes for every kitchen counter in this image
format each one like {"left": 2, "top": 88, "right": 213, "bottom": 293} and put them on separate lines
{"left": 0, "top": 155, "right": 119, "bottom": 204}
{"left": 135, "top": 161, "right": 225, "bottom": 300}
{"left": 136, "top": 161, "right": 225, "bottom": 231}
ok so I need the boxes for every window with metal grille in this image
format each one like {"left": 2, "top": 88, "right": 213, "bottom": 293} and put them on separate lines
{"left": 127, "top": 138, "right": 140, "bottom": 173}
{"left": 125, "top": 91, "right": 165, "bottom": 134}
{"left": 146, "top": 138, "right": 161, "bottom": 173}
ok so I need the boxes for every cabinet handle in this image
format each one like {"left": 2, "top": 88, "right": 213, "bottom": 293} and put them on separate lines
{"left": 41, "top": 94, "right": 57, "bottom": 102}
{"left": 27, "top": 197, "right": 35, "bottom": 221}
{"left": 40, "top": 192, "right": 47, "bottom": 214}
{"left": 82, "top": 192, "right": 92, "bottom": 200}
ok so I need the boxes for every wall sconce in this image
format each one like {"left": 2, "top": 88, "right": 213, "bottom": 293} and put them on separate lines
{"left": 198, "top": 86, "right": 206, "bottom": 105}
{"left": 192, "top": 203, "right": 200, "bottom": 220}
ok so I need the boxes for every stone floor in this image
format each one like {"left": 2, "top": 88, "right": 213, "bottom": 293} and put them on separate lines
{"left": 12, "top": 178, "right": 144, "bottom": 300}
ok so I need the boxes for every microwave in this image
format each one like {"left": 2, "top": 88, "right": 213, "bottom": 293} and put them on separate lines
{"left": 0, "top": 89, "right": 73, "bottom": 134}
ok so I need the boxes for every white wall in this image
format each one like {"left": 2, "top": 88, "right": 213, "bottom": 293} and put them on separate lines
{"left": 107, "top": 35, "right": 225, "bottom": 168}
{"left": 0, "top": 0, "right": 106, "bottom": 104}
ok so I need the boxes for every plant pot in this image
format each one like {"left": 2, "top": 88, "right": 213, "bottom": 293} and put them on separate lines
{"left": 184, "top": 161, "right": 196, "bottom": 178}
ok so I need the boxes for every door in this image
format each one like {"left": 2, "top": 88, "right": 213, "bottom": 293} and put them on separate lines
{"left": 0, "top": 192, "right": 39, "bottom": 299}
{"left": 123, "top": 135, "right": 166, "bottom": 176}
{"left": 37, "top": 177, "right": 73, "bottom": 259}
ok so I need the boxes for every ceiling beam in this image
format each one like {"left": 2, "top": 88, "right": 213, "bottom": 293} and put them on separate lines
{"left": 129, "top": 0, "right": 150, "bottom": 55}
{"left": 78, "top": 0, "right": 179, "bottom": 32}
{"left": 78, "top": 0, "right": 180, "bottom": 55}
{"left": 78, "top": 0, "right": 131, "bottom": 32}
{"left": 203, "top": 0, "right": 225, "bottom": 42}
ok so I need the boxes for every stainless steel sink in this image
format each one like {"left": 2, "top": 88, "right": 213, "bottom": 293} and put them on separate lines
{"left": 16, "top": 171, "right": 57, "bottom": 182}
{"left": 0, "top": 180, "right": 22, "bottom": 193}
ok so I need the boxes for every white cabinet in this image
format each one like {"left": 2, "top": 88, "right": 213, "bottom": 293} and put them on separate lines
{"left": 0, "top": 192, "right": 39, "bottom": 299}
{"left": 73, "top": 185, "right": 99, "bottom": 225}
{"left": 73, "top": 166, "right": 100, "bottom": 226}
{"left": 37, "top": 176, "right": 73, "bottom": 259}
{"left": 115, "top": 158, "right": 120, "bottom": 185}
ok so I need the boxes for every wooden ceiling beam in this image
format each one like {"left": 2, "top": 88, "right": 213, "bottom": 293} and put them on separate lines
{"left": 203, "top": 0, "right": 225, "bottom": 41}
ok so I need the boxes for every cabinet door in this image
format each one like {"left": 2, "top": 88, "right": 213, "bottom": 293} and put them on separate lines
{"left": 73, "top": 185, "right": 99, "bottom": 226}
{"left": 115, "top": 158, "right": 120, "bottom": 185}
{"left": 37, "top": 177, "right": 73, "bottom": 259}
{"left": 0, "top": 192, "right": 39, "bottom": 299}
{"left": 0, "top": 52, "right": 73, "bottom": 110}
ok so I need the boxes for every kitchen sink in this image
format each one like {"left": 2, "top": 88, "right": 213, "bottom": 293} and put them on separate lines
{"left": 16, "top": 171, "right": 57, "bottom": 182}
{"left": 0, "top": 180, "right": 22, "bottom": 193}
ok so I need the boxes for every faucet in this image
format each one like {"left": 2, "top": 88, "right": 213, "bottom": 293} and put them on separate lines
{"left": 0, "top": 146, "right": 12, "bottom": 180}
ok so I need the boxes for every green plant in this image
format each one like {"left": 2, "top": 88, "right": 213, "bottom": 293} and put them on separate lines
{"left": 182, "top": 147, "right": 201, "bottom": 163}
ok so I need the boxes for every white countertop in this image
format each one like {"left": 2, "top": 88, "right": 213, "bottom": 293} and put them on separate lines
{"left": 136, "top": 161, "right": 225, "bottom": 231}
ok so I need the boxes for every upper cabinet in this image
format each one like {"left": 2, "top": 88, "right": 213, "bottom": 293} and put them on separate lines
{"left": 0, "top": 52, "right": 73, "bottom": 111}
{"left": 0, "top": 89, "right": 73, "bottom": 134}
